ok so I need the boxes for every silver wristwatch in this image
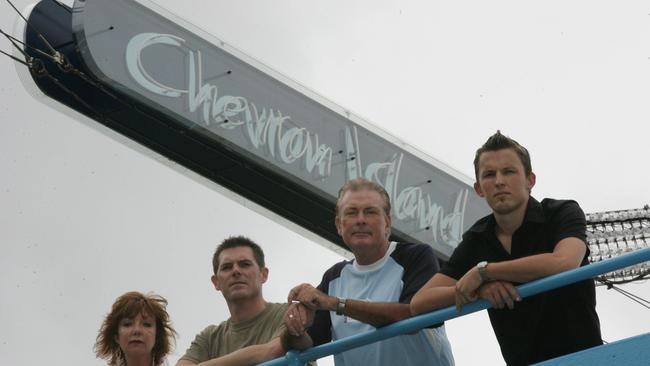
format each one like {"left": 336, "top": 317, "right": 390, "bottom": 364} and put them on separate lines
{"left": 477, "top": 261, "right": 491, "bottom": 282}
{"left": 336, "top": 297, "right": 347, "bottom": 315}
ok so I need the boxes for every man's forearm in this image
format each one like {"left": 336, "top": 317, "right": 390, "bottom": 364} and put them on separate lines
{"left": 283, "top": 330, "right": 314, "bottom": 351}
{"left": 305, "top": 293, "right": 412, "bottom": 328}
{"left": 486, "top": 253, "right": 581, "bottom": 283}
{"left": 177, "top": 338, "right": 284, "bottom": 366}
{"left": 289, "top": 283, "right": 413, "bottom": 328}
{"left": 341, "top": 299, "right": 412, "bottom": 327}
{"left": 409, "top": 273, "right": 459, "bottom": 315}
{"left": 410, "top": 286, "right": 456, "bottom": 316}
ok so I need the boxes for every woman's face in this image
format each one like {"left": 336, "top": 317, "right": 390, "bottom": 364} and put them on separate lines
{"left": 116, "top": 312, "right": 156, "bottom": 359}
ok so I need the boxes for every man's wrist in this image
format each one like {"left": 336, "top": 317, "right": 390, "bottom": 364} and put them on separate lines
{"left": 279, "top": 329, "right": 290, "bottom": 352}
{"left": 335, "top": 297, "right": 347, "bottom": 315}
{"left": 477, "top": 261, "right": 492, "bottom": 282}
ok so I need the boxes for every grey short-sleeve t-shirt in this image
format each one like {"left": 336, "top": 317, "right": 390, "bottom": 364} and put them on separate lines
{"left": 180, "top": 302, "right": 288, "bottom": 363}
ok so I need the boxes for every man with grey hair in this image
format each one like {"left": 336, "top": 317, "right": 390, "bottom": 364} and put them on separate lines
{"left": 284, "top": 178, "right": 454, "bottom": 366}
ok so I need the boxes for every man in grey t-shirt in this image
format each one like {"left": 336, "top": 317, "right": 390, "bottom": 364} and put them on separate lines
{"left": 177, "top": 236, "right": 288, "bottom": 366}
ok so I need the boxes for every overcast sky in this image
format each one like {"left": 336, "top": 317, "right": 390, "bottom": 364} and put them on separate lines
{"left": 1, "top": 1, "right": 649, "bottom": 365}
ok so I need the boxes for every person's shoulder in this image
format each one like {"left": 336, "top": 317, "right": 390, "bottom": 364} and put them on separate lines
{"left": 261, "top": 302, "right": 290, "bottom": 326}
{"left": 392, "top": 242, "right": 438, "bottom": 266}
{"left": 196, "top": 323, "right": 225, "bottom": 337}
{"left": 454, "top": 214, "right": 492, "bottom": 246}
{"left": 314, "top": 259, "right": 353, "bottom": 290}
{"left": 393, "top": 242, "right": 434, "bottom": 256}
{"left": 468, "top": 213, "right": 492, "bottom": 232}
{"left": 202, "top": 323, "right": 221, "bottom": 331}
{"left": 541, "top": 197, "right": 580, "bottom": 208}
{"left": 540, "top": 198, "right": 583, "bottom": 216}
{"left": 322, "top": 258, "right": 353, "bottom": 280}
{"left": 265, "top": 302, "right": 289, "bottom": 313}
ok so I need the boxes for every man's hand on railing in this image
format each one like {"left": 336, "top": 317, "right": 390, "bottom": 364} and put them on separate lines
{"left": 287, "top": 283, "right": 337, "bottom": 311}
{"left": 285, "top": 302, "right": 314, "bottom": 336}
{"left": 287, "top": 283, "right": 413, "bottom": 328}
{"left": 454, "top": 266, "right": 483, "bottom": 311}
{"left": 477, "top": 281, "right": 521, "bottom": 310}
{"left": 282, "top": 303, "right": 315, "bottom": 352}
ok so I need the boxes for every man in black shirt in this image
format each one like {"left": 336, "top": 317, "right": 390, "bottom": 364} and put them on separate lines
{"left": 411, "top": 131, "right": 602, "bottom": 365}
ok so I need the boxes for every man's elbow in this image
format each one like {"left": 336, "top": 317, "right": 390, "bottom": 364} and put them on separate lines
{"left": 410, "top": 286, "right": 456, "bottom": 315}
{"left": 284, "top": 333, "right": 313, "bottom": 352}
{"left": 373, "top": 310, "right": 411, "bottom": 327}
{"left": 557, "top": 257, "right": 583, "bottom": 273}
{"left": 410, "top": 295, "right": 428, "bottom": 316}
{"left": 176, "top": 360, "right": 196, "bottom": 366}
{"left": 552, "top": 252, "right": 585, "bottom": 274}
{"left": 551, "top": 238, "right": 588, "bottom": 274}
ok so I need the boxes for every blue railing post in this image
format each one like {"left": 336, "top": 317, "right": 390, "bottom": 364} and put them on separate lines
{"left": 258, "top": 247, "right": 650, "bottom": 366}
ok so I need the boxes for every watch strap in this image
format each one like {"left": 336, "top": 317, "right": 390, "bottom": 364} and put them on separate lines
{"left": 335, "top": 297, "right": 346, "bottom": 315}
{"left": 478, "top": 261, "right": 491, "bottom": 282}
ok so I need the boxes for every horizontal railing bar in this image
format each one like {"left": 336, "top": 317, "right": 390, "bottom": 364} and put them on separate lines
{"left": 260, "top": 247, "right": 650, "bottom": 366}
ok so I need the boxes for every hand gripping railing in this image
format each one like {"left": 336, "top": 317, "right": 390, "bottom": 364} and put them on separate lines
{"left": 259, "top": 247, "right": 650, "bottom": 366}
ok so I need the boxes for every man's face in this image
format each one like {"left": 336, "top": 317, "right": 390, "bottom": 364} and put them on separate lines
{"left": 211, "top": 246, "right": 268, "bottom": 303}
{"left": 335, "top": 189, "right": 391, "bottom": 260}
{"left": 474, "top": 148, "right": 536, "bottom": 216}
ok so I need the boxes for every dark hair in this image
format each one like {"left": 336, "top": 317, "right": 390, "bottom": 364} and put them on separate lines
{"left": 95, "top": 291, "right": 176, "bottom": 366}
{"left": 213, "top": 236, "right": 265, "bottom": 274}
{"left": 473, "top": 130, "right": 532, "bottom": 180}
{"left": 335, "top": 177, "right": 391, "bottom": 218}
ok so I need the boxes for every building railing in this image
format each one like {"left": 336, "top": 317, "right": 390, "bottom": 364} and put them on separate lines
{"left": 259, "top": 247, "right": 650, "bottom": 366}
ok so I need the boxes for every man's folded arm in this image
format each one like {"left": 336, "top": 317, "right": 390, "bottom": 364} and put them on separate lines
{"left": 176, "top": 337, "right": 285, "bottom": 366}
{"left": 482, "top": 237, "right": 587, "bottom": 283}
{"left": 340, "top": 300, "right": 412, "bottom": 328}
{"left": 282, "top": 329, "right": 314, "bottom": 351}
{"left": 289, "top": 283, "right": 412, "bottom": 328}
{"left": 410, "top": 273, "right": 457, "bottom": 316}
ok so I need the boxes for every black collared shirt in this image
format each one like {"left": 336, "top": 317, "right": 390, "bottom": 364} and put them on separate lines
{"left": 441, "top": 197, "right": 602, "bottom": 366}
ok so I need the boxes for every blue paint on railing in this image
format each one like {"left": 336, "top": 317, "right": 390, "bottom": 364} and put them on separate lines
{"left": 259, "top": 247, "right": 650, "bottom": 366}
{"left": 533, "top": 332, "right": 650, "bottom": 366}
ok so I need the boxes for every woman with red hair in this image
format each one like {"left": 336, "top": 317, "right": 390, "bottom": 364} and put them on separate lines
{"left": 95, "top": 291, "right": 177, "bottom": 366}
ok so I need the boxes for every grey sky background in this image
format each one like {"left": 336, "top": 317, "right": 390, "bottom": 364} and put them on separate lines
{"left": 1, "top": 1, "right": 649, "bottom": 365}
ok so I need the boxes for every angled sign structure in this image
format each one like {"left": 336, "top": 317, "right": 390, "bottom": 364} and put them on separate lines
{"left": 23, "top": 0, "right": 489, "bottom": 259}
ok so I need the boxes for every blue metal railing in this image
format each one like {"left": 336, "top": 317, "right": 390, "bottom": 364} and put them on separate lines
{"left": 260, "top": 247, "right": 650, "bottom": 366}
